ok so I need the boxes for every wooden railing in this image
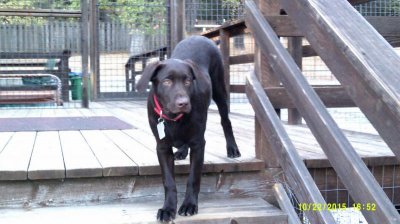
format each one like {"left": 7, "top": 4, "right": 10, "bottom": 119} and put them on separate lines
{"left": 244, "top": 0, "right": 400, "bottom": 224}
{"left": 202, "top": 19, "right": 253, "bottom": 105}
{"left": 246, "top": 70, "right": 336, "bottom": 223}
{"left": 200, "top": 1, "right": 400, "bottom": 113}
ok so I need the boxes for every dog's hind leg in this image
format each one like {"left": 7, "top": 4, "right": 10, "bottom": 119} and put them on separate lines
{"left": 174, "top": 144, "right": 189, "bottom": 160}
{"left": 211, "top": 68, "right": 241, "bottom": 158}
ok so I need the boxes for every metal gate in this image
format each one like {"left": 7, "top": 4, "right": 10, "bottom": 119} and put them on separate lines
{"left": 91, "top": 0, "right": 170, "bottom": 100}
{"left": 0, "top": 1, "right": 88, "bottom": 108}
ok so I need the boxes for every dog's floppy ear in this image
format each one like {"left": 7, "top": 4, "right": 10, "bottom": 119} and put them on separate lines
{"left": 136, "top": 61, "right": 163, "bottom": 92}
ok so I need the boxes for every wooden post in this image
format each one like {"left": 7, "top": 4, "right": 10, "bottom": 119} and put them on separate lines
{"left": 287, "top": 37, "right": 302, "bottom": 124}
{"left": 89, "top": 0, "right": 99, "bottom": 100}
{"left": 254, "top": 0, "right": 281, "bottom": 168}
{"left": 59, "top": 50, "right": 71, "bottom": 102}
{"left": 81, "top": 0, "right": 89, "bottom": 108}
{"left": 220, "top": 28, "right": 230, "bottom": 110}
{"left": 169, "top": 0, "right": 185, "bottom": 53}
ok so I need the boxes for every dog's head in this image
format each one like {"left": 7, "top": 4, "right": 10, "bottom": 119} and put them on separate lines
{"left": 136, "top": 59, "right": 200, "bottom": 114}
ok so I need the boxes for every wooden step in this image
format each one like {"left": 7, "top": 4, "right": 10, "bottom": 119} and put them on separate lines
{"left": 0, "top": 197, "right": 287, "bottom": 224}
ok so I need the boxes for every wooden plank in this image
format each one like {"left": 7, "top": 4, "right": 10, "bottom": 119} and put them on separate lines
{"left": 262, "top": 16, "right": 400, "bottom": 37}
{"left": 303, "top": 37, "right": 400, "bottom": 58}
{"left": 245, "top": 70, "right": 335, "bottom": 223}
{"left": 265, "top": 86, "right": 356, "bottom": 108}
{"left": 362, "top": 16, "right": 400, "bottom": 37}
{"left": 102, "top": 130, "right": 159, "bottom": 175}
{"left": 0, "top": 197, "right": 286, "bottom": 224}
{"left": 0, "top": 132, "right": 13, "bottom": 154}
{"left": 229, "top": 54, "right": 254, "bottom": 65}
{"left": 273, "top": 183, "right": 302, "bottom": 224}
{"left": 201, "top": 19, "right": 247, "bottom": 39}
{"left": 284, "top": 124, "right": 398, "bottom": 167}
{"left": 28, "top": 131, "right": 65, "bottom": 180}
{"left": 0, "top": 51, "right": 70, "bottom": 59}
{"left": 348, "top": 0, "right": 372, "bottom": 5}
{"left": 59, "top": 131, "right": 102, "bottom": 178}
{"left": 230, "top": 84, "right": 245, "bottom": 93}
{"left": 0, "top": 169, "right": 279, "bottom": 208}
{"left": 246, "top": 1, "right": 400, "bottom": 223}
{"left": 0, "top": 132, "right": 36, "bottom": 180}
{"left": 0, "top": 8, "right": 81, "bottom": 17}
{"left": 280, "top": 0, "right": 400, "bottom": 163}
{"left": 80, "top": 130, "right": 137, "bottom": 177}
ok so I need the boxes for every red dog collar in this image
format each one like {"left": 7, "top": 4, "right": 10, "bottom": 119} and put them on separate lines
{"left": 153, "top": 95, "right": 184, "bottom": 122}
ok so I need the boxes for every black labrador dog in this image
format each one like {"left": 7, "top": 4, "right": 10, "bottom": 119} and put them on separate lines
{"left": 136, "top": 35, "right": 241, "bottom": 222}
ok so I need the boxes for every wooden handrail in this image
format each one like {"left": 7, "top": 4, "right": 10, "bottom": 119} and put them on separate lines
{"left": 273, "top": 183, "right": 302, "bottom": 224}
{"left": 246, "top": 71, "right": 335, "bottom": 224}
{"left": 280, "top": 0, "right": 400, "bottom": 161}
{"left": 245, "top": 1, "right": 400, "bottom": 223}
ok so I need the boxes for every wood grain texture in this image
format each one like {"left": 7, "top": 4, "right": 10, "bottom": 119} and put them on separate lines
{"left": 0, "top": 170, "right": 281, "bottom": 208}
{"left": 80, "top": 130, "right": 137, "bottom": 177}
{"left": 59, "top": 131, "right": 103, "bottom": 178}
{"left": 102, "top": 130, "right": 158, "bottom": 175}
{"left": 0, "top": 197, "right": 287, "bottom": 224}
{"left": 28, "top": 131, "right": 65, "bottom": 180}
{"left": 0, "top": 132, "right": 36, "bottom": 180}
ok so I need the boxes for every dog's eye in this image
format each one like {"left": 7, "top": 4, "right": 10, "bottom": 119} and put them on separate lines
{"left": 162, "top": 79, "right": 173, "bottom": 86}
{"left": 184, "top": 79, "right": 192, "bottom": 86}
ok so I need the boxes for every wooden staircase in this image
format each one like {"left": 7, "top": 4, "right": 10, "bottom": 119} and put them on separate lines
{"left": 0, "top": 197, "right": 286, "bottom": 224}
{"left": 0, "top": 169, "right": 288, "bottom": 224}
{"left": 244, "top": 0, "right": 400, "bottom": 223}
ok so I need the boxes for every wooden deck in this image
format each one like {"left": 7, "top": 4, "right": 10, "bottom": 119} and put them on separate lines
{"left": 0, "top": 101, "right": 396, "bottom": 181}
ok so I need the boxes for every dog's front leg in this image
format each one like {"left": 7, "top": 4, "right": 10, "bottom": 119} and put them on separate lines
{"left": 156, "top": 144, "right": 177, "bottom": 222}
{"left": 178, "top": 139, "right": 205, "bottom": 216}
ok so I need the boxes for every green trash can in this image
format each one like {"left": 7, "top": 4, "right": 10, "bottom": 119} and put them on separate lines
{"left": 69, "top": 73, "right": 82, "bottom": 100}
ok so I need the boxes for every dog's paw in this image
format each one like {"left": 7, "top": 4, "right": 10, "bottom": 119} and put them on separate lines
{"left": 174, "top": 145, "right": 189, "bottom": 160}
{"left": 227, "top": 145, "right": 241, "bottom": 158}
{"left": 178, "top": 202, "right": 198, "bottom": 216}
{"left": 157, "top": 208, "right": 176, "bottom": 222}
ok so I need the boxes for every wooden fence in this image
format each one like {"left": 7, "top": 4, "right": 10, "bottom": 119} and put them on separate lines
{"left": 0, "top": 21, "right": 166, "bottom": 53}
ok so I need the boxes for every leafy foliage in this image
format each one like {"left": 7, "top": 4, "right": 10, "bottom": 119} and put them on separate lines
{"left": 0, "top": 0, "right": 167, "bottom": 34}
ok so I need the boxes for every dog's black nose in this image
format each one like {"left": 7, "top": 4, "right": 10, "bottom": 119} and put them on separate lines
{"left": 176, "top": 97, "right": 189, "bottom": 108}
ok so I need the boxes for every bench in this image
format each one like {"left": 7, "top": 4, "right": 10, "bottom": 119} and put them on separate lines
{"left": 125, "top": 47, "right": 167, "bottom": 92}
{"left": 0, "top": 74, "right": 62, "bottom": 106}
{"left": 0, "top": 50, "right": 71, "bottom": 103}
